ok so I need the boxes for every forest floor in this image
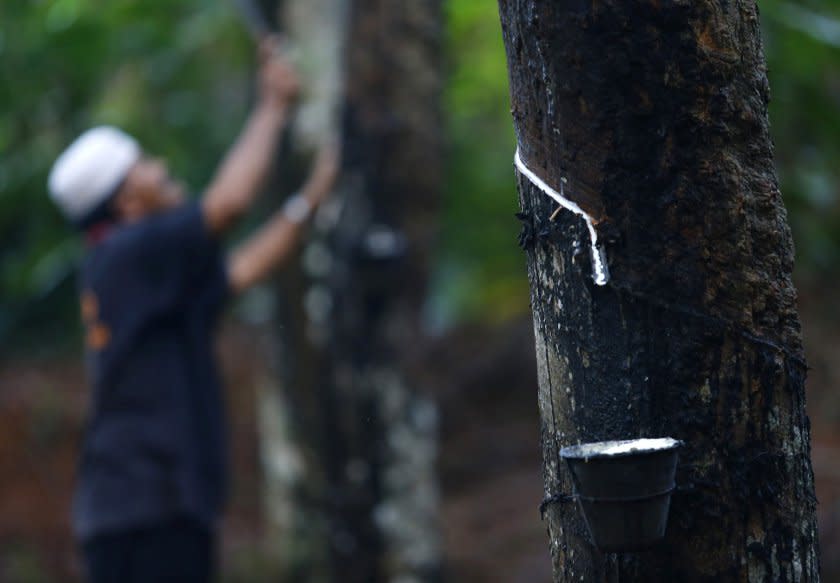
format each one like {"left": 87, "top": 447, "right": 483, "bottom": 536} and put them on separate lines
{"left": 0, "top": 281, "right": 837, "bottom": 582}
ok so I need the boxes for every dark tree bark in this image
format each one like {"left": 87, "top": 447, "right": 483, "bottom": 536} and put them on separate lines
{"left": 338, "top": 4, "right": 444, "bottom": 581}
{"left": 324, "top": 4, "right": 444, "bottom": 581}
{"left": 497, "top": 1, "right": 820, "bottom": 581}
{"left": 259, "top": 1, "right": 444, "bottom": 582}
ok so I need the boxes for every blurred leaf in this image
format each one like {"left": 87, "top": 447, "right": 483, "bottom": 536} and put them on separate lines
{"left": 0, "top": 0, "right": 252, "bottom": 349}
{"left": 761, "top": 0, "right": 840, "bottom": 274}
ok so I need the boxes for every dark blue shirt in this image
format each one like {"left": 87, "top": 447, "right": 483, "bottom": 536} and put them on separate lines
{"left": 73, "top": 202, "right": 229, "bottom": 541}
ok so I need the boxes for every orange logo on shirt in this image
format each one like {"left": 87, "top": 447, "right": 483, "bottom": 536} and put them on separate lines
{"left": 80, "top": 291, "right": 111, "bottom": 351}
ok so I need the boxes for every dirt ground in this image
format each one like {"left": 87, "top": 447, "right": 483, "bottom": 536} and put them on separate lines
{"left": 0, "top": 281, "right": 837, "bottom": 582}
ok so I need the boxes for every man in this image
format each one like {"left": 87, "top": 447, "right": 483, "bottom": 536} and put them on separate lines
{"left": 47, "top": 39, "right": 337, "bottom": 582}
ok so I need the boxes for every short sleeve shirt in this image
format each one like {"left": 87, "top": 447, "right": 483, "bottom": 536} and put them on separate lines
{"left": 73, "top": 202, "right": 229, "bottom": 540}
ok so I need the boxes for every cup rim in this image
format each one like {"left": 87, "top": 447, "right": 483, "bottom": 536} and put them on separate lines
{"left": 560, "top": 437, "right": 683, "bottom": 460}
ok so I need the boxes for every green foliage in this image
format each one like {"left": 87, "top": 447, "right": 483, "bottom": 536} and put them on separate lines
{"left": 761, "top": 0, "right": 840, "bottom": 274}
{"left": 433, "top": 0, "right": 527, "bottom": 327}
{"left": 0, "top": 1, "right": 253, "bottom": 349}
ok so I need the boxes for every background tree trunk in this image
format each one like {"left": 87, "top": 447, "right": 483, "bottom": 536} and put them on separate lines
{"left": 257, "top": 1, "right": 444, "bottom": 581}
{"left": 496, "top": 1, "right": 820, "bottom": 580}
{"left": 256, "top": 2, "right": 346, "bottom": 580}
{"left": 338, "top": 2, "right": 444, "bottom": 581}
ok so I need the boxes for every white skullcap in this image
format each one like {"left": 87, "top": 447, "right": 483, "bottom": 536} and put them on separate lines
{"left": 48, "top": 126, "right": 141, "bottom": 224}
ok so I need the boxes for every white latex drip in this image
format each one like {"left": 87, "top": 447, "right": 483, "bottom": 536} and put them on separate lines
{"left": 514, "top": 147, "right": 609, "bottom": 286}
{"left": 573, "top": 438, "right": 680, "bottom": 457}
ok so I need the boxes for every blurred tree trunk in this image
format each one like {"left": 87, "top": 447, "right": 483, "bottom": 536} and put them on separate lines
{"left": 332, "top": 2, "right": 444, "bottom": 581}
{"left": 257, "top": 1, "right": 443, "bottom": 582}
{"left": 497, "top": 1, "right": 820, "bottom": 581}
{"left": 256, "top": 2, "right": 347, "bottom": 580}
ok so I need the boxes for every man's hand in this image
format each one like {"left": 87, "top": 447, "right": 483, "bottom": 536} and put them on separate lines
{"left": 201, "top": 37, "right": 300, "bottom": 234}
{"left": 227, "top": 139, "right": 343, "bottom": 295}
{"left": 258, "top": 37, "right": 300, "bottom": 113}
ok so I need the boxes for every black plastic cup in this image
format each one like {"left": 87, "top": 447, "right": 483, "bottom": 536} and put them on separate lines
{"left": 560, "top": 438, "right": 682, "bottom": 553}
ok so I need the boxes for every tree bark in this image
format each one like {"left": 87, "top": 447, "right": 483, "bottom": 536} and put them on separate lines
{"left": 327, "top": 3, "right": 444, "bottom": 580}
{"left": 256, "top": 1, "right": 347, "bottom": 579}
{"left": 497, "top": 1, "right": 820, "bottom": 581}
{"left": 259, "top": 1, "right": 444, "bottom": 581}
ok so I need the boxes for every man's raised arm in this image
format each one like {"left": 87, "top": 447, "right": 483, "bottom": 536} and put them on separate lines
{"left": 227, "top": 142, "right": 339, "bottom": 295}
{"left": 202, "top": 38, "right": 300, "bottom": 234}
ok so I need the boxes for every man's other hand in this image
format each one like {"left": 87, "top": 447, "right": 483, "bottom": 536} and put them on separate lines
{"left": 258, "top": 36, "right": 300, "bottom": 111}
{"left": 226, "top": 138, "right": 342, "bottom": 294}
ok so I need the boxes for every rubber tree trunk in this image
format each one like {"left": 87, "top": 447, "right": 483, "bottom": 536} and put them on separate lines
{"left": 337, "top": 2, "right": 444, "bottom": 581}
{"left": 496, "top": 1, "right": 820, "bottom": 581}
{"left": 258, "top": 1, "right": 443, "bottom": 582}
{"left": 253, "top": 0, "right": 349, "bottom": 583}
{"left": 256, "top": 1, "right": 347, "bottom": 580}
